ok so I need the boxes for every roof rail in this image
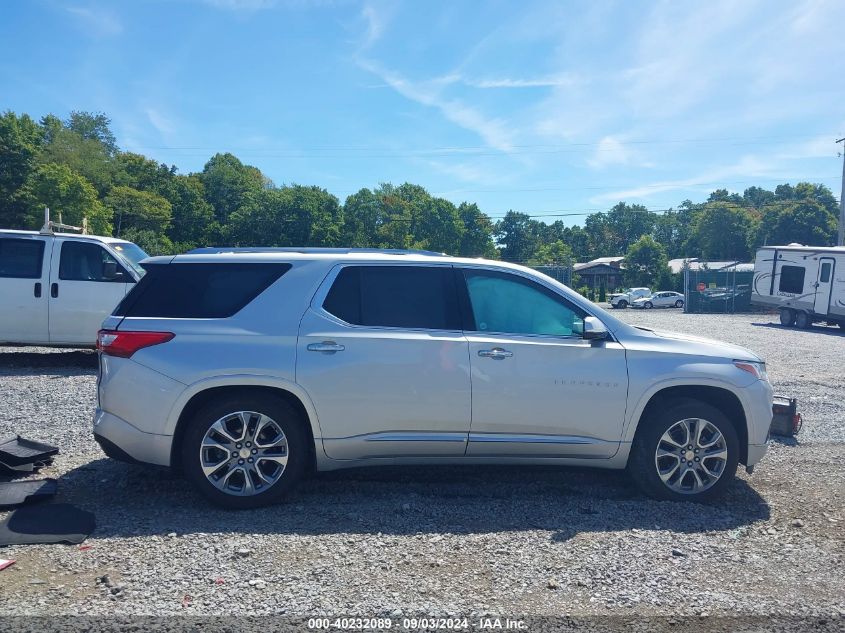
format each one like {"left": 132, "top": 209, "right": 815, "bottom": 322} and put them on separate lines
{"left": 186, "top": 247, "right": 447, "bottom": 256}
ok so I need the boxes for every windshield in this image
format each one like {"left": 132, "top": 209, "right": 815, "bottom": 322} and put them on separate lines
{"left": 110, "top": 242, "right": 149, "bottom": 277}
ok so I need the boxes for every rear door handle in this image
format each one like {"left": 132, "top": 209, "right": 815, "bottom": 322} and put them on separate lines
{"left": 34, "top": 282, "right": 41, "bottom": 298}
{"left": 478, "top": 347, "right": 513, "bottom": 359}
{"left": 51, "top": 282, "right": 58, "bottom": 298}
{"left": 307, "top": 341, "right": 345, "bottom": 353}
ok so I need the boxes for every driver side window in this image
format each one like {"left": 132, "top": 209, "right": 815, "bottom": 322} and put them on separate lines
{"left": 59, "top": 241, "right": 127, "bottom": 282}
{"left": 462, "top": 269, "right": 585, "bottom": 337}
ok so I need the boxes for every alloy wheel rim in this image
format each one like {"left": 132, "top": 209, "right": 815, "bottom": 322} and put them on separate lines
{"left": 654, "top": 417, "right": 728, "bottom": 494}
{"left": 199, "top": 410, "right": 288, "bottom": 496}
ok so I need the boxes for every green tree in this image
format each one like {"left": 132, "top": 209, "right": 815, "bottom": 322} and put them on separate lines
{"left": 692, "top": 203, "right": 754, "bottom": 260}
{"left": 166, "top": 174, "right": 215, "bottom": 247}
{"left": 38, "top": 120, "right": 115, "bottom": 195}
{"left": 603, "top": 202, "right": 657, "bottom": 254}
{"left": 22, "top": 162, "right": 111, "bottom": 234}
{"left": 66, "top": 111, "right": 118, "bottom": 155}
{"left": 200, "top": 153, "right": 266, "bottom": 225}
{"left": 105, "top": 185, "right": 172, "bottom": 235}
{"left": 756, "top": 199, "right": 837, "bottom": 247}
{"left": 0, "top": 111, "right": 44, "bottom": 228}
{"left": 495, "top": 211, "right": 541, "bottom": 262}
{"left": 528, "top": 240, "right": 573, "bottom": 266}
{"left": 624, "top": 235, "right": 670, "bottom": 287}
{"left": 457, "top": 202, "right": 496, "bottom": 258}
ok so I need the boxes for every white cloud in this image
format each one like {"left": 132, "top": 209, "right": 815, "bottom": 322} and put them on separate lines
{"left": 145, "top": 108, "right": 177, "bottom": 139}
{"left": 66, "top": 6, "right": 122, "bottom": 36}
{"left": 463, "top": 75, "right": 578, "bottom": 89}
{"left": 357, "top": 59, "right": 516, "bottom": 153}
{"left": 587, "top": 136, "right": 635, "bottom": 169}
{"left": 361, "top": 3, "right": 385, "bottom": 48}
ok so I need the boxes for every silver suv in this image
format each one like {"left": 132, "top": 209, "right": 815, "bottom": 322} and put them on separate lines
{"left": 94, "top": 248, "right": 772, "bottom": 509}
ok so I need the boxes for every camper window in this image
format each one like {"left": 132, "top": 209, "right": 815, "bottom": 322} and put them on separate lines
{"left": 820, "top": 263, "right": 831, "bottom": 283}
{"left": 779, "top": 265, "right": 805, "bottom": 294}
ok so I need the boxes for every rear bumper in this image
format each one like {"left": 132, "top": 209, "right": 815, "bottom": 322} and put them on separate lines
{"left": 93, "top": 408, "right": 172, "bottom": 466}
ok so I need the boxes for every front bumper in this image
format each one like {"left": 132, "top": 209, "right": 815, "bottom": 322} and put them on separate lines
{"left": 93, "top": 408, "right": 173, "bottom": 467}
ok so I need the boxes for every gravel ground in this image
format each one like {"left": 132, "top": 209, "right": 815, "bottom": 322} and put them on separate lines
{"left": 0, "top": 311, "right": 843, "bottom": 624}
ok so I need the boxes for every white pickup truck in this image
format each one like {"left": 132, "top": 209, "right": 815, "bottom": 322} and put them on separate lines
{"left": 0, "top": 228, "right": 148, "bottom": 346}
{"left": 609, "top": 287, "right": 651, "bottom": 309}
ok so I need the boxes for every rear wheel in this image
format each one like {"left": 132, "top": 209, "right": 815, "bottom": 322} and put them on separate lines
{"left": 182, "top": 394, "right": 309, "bottom": 509}
{"left": 779, "top": 308, "right": 796, "bottom": 326}
{"left": 795, "top": 311, "right": 811, "bottom": 329}
{"left": 674, "top": 299, "right": 684, "bottom": 308}
{"left": 629, "top": 399, "right": 739, "bottom": 502}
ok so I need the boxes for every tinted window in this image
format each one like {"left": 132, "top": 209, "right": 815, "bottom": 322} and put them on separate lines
{"left": 820, "top": 262, "right": 831, "bottom": 283}
{"left": 0, "top": 238, "right": 45, "bottom": 279}
{"left": 323, "top": 265, "right": 460, "bottom": 330}
{"left": 462, "top": 269, "right": 585, "bottom": 337}
{"left": 114, "top": 263, "right": 290, "bottom": 318}
{"left": 779, "top": 265, "right": 805, "bottom": 294}
{"left": 59, "top": 241, "right": 127, "bottom": 282}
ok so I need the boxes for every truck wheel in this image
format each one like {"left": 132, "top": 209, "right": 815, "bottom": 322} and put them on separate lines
{"left": 795, "top": 311, "right": 811, "bottom": 329}
{"left": 618, "top": 300, "right": 628, "bottom": 309}
{"left": 628, "top": 399, "right": 739, "bottom": 502}
{"left": 181, "top": 393, "right": 309, "bottom": 509}
{"left": 779, "top": 308, "right": 795, "bottom": 326}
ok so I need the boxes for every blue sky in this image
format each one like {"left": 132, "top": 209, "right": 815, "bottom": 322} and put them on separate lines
{"left": 2, "top": 0, "right": 843, "bottom": 224}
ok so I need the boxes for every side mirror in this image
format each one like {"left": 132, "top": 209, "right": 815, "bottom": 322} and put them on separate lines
{"left": 582, "top": 316, "right": 609, "bottom": 340}
{"left": 103, "top": 261, "right": 118, "bottom": 280}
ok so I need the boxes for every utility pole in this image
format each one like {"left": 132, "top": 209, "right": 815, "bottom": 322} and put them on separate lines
{"left": 838, "top": 137, "right": 845, "bottom": 246}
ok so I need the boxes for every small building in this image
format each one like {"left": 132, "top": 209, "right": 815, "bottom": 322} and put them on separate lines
{"left": 573, "top": 256, "right": 625, "bottom": 290}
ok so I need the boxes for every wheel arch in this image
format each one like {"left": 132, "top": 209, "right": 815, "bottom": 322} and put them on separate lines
{"left": 167, "top": 378, "right": 322, "bottom": 472}
{"left": 629, "top": 384, "right": 749, "bottom": 465}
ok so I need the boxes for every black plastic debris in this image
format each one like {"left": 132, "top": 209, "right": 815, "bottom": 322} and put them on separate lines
{"left": 0, "top": 479, "right": 58, "bottom": 510}
{"left": 0, "top": 435, "right": 59, "bottom": 468}
{"left": 0, "top": 503, "right": 95, "bottom": 546}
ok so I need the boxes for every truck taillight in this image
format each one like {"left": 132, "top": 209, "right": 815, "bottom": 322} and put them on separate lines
{"left": 97, "top": 330, "right": 174, "bottom": 358}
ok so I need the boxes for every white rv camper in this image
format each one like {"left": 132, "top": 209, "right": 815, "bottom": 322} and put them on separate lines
{"left": 751, "top": 244, "right": 845, "bottom": 329}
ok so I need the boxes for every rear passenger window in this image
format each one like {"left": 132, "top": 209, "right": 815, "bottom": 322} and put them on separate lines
{"left": 778, "top": 265, "right": 805, "bottom": 294}
{"left": 114, "top": 263, "right": 290, "bottom": 318}
{"left": 323, "top": 265, "right": 461, "bottom": 330}
{"left": 0, "top": 238, "right": 45, "bottom": 279}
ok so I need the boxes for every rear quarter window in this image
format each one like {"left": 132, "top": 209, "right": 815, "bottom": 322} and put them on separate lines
{"left": 114, "top": 262, "right": 291, "bottom": 318}
{"left": 0, "top": 238, "right": 45, "bottom": 279}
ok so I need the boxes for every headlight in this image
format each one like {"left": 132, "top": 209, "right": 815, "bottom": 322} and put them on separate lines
{"left": 734, "top": 360, "right": 768, "bottom": 382}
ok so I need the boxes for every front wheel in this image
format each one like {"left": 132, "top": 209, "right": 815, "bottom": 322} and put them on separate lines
{"left": 617, "top": 300, "right": 628, "bottom": 309}
{"left": 628, "top": 399, "right": 739, "bottom": 502}
{"left": 181, "top": 394, "right": 309, "bottom": 509}
{"left": 644, "top": 301, "right": 653, "bottom": 309}
{"left": 779, "top": 308, "right": 795, "bottom": 326}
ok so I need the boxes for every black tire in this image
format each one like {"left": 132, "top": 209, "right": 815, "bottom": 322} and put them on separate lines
{"left": 795, "top": 311, "right": 811, "bottom": 329}
{"left": 644, "top": 301, "right": 653, "bottom": 309}
{"left": 779, "top": 308, "right": 796, "bottom": 326}
{"left": 675, "top": 300, "right": 684, "bottom": 308}
{"left": 628, "top": 399, "right": 739, "bottom": 502}
{"left": 181, "top": 393, "right": 309, "bottom": 509}
{"left": 618, "top": 300, "right": 628, "bottom": 309}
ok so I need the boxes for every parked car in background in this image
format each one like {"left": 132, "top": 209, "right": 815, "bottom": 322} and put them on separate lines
{"left": 632, "top": 291, "right": 685, "bottom": 309}
{"left": 94, "top": 248, "right": 772, "bottom": 509}
{"left": 0, "top": 224, "right": 148, "bottom": 346}
{"left": 609, "top": 287, "right": 651, "bottom": 309}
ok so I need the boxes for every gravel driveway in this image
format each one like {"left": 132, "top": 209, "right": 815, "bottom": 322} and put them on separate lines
{"left": 0, "top": 311, "right": 843, "bottom": 625}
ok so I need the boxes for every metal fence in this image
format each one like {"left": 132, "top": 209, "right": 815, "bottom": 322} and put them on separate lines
{"left": 533, "top": 265, "right": 573, "bottom": 287}
{"left": 683, "top": 268, "right": 754, "bottom": 313}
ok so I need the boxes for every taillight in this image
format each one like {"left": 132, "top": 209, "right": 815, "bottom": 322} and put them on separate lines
{"left": 97, "top": 329, "right": 174, "bottom": 358}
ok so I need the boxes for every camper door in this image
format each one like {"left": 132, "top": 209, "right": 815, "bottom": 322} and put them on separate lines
{"left": 814, "top": 257, "right": 835, "bottom": 316}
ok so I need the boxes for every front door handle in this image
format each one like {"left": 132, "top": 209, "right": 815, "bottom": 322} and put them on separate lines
{"left": 478, "top": 347, "right": 513, "bottom": 359}
{"left": 307, "top": 341, "right": 345, "bottom": 353}
{"left": 51, "top": 282, "right": 58, "bottom": 298}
